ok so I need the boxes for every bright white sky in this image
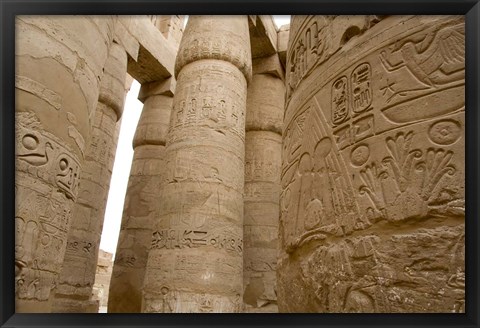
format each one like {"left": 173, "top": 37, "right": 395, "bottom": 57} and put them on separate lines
{"left": 99, "top": 16, "right": 291, "bottom": 255}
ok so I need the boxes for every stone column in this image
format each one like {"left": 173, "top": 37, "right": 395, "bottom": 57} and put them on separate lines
{"left": 243, "top": 55, "right": 285, "bottom": 312}
{"left": 278, "top": 15, "right": 465, "bottom": 313}
{"left": 108, "top": 80, "right": 174, "bottom": 313}
{"left": 142, "top": 16, "right": 252, "bottom": 313}
{"left": 51, "top": 42, "right": 127, "bottom": 313}
{"left": 15, "top": 16, "right": 115, "bottom": 312}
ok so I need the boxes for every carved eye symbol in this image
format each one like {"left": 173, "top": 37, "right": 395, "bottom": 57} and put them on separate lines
{"left": 59, "top": 158, "right": 68, "bottom": 170}
{"left": 22, "top": 134, "right": 38, "bottom": 150}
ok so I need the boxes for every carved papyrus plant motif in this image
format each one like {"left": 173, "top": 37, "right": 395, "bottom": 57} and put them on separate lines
{"left": 382, "top": 131, "right": 423, "bottom": 193}
{"left": 359, "top": 130, "right": 460, "bottom": 221}
{"left": 359, "top": 162, "right": 388, "bottom": 215}
{"left": 417, "top": 148, "right": 456, "bottom": 202}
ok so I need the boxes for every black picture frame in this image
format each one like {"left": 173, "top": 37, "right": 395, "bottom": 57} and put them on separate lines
{"left": 1, "top": 1, "right": 479, "bottom": 327}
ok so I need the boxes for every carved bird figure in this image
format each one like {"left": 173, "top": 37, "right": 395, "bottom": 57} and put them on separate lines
{"left": 380, "top": 22, "right": 464, "bottom": 88}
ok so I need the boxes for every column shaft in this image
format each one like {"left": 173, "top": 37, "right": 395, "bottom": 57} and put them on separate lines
{"left": 15, "top": 16, "right": 115, "bottom": 312}
{"left": 243, "top": 68, "right": 285, "bottom": 312}
{"left": 142, "top": 16, "right": 252, "bottom": 313}
{"left": 108, "top": 15, "right": 184, "bottom": 313}
{"left": 278, "top": 15, "right": 465, "bottom": 313}
{"left": 52, "top": 42, "right": 127, "bottom": 312}
{"left": 108, "top": 93, "right": 172, "bottom": 313}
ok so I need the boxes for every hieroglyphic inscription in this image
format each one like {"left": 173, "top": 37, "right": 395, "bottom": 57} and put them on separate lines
{"left": 169, "top": 60, "right": 247, "bottom": 144}
{"left": 279, "top": 15, "right": 464, "bottom": 314}
{"left": 287, "top": 16, "right": 334, "bottom": 97}
{"left": 16, "top": 114, "right": 81, "bottom": 201}
{"left": 245, "top": 149, "right": 281, "bottom": 182}
{"left": 15, "top": 113, "right": 80, "bottom": 303}
{"left": 333, "top": 114, "right": 374, "bottom": 150}
{"left": 151, "top": 228, "right": 243, "bottom": 254}
{"left": 351, "top": 63, "right": 372, "bottom": 113}
{"left": 331, "top": 76, "right": 349, "bottom": 125}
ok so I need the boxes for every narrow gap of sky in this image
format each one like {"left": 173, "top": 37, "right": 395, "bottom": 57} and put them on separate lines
{"left": 99, "top": 15, "right": 291, "bottom": 256}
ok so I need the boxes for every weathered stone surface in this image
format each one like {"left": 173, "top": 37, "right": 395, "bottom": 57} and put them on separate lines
{"left": 133, "top": 95, "right": 173, "bottom": 147}
{"left": 137, "top": 77, "right": 176, "bottom": 102}
{"left": 142, "top": 16, "right": 252, "bottom": 313}
{"left": 277, "top": 24, "right": 289, "bottom": 68}
{"left": 252, "top": 54, "right": 284, "bottom": 80}
{"left": 249, "top": 15, "right": 278, "bottom": 59}
{"left": 278, "top": 15, "right": 465, "bottom": 313}
{"left": 108, "top": 16, "right": 183, "bottom": 313}
{"left": 117, "top": 16, "right": 177, "bottom": 84}
{"left": 152, "top": 15, "right": 186, "bottom": 48}
{"left": 91, "top": 250, "right": 114, "bottom": 313}
{"left": 15, "top": 15, "right": 116, "bottom": 313}
{"left": 175, "top": 16, "right": 252, "bottom": 82}
{"left": 15, "top": 15, "right": 465, "bottom": 314}
{"left": 51, "top": 42, "right": 127, "bottom": 313}
{"left": 246, "top": 72, "right": 285, "bottom": 135}
{"left": 243, "top": 131, "right": 282, "bottom": 313}
{"left": 108, "top": 130, "right": 168, "bottom": 313}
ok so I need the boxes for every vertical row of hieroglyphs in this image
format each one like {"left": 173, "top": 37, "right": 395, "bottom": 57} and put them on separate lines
{"left": 15, "top": 16, "right": 116, "bottom": 312}
{"left": 108, "top": 15, "right": 185, "bottom": 313}
{"left": 242, "top": 16, "right": 286, "bottom": 313}
{"left": 52, "top": 41, "right": 128, "bottom": 313}
{"left": 142, "top": 16, "right": 252, "bottom": 313}
{"left": 277, "top": 15, "right": 465, "bottom": 313}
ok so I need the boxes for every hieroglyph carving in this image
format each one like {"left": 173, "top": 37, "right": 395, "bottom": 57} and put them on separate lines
{"left": 279, "top": 15, "right": 464, "bottom": 313}
{"left": 17, "top": 117, "right": 81, "bottom": 201}
{"left": 16, "top": 112, "right": 81, "bottom": 302}
{"left": 286, "top": 15, "right": 386, "bottom": 100}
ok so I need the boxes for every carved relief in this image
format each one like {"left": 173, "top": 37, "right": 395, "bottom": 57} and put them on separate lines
{"left": 287, "top": 16, "right": 388, "bottom": 101}
{"left": 358, "top": 130, "right": 460, "bottom": 222}
{"left": 15, "top": 112, "right": 81, "bottom": 306}
{"left": 281, "top": 102, "right": 362, "bottom": 252}
{"left": 350, "top": 63, "right": 372, "bottom": 114}
{"left": 279, "top": 16, "right": 464, "bottom": 313}
{"left": 331, "top": 76, "right": 349, "bottom": 125}
{"left": 168, "top": 60, "right": 247, "bottom": 144}
{"left": 350, "top": 144, "right": 370, "bottom": 167}
{"left": 428, "top": 119, "right": 462, "bottom": 145}
{"left": 16, "top": 113, "right": 82, "bottom": 201}
{"left": 378, "top": 19, "right": 464, "bottom": 123}
{"left": 55, "top": 153, "right": 80, "bottom": 200}
{"left": 151, "top": 228, "right": 242, "bottom": 254}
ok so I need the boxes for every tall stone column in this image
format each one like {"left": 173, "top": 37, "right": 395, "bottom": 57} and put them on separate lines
{"left": 52, "top": 42, "right": 127, "bottom": 313}
{"left": 15, "top": 16, "right": 115, "bottom": 312}
{"left": 108, "top": 15, "right": 183, "bottom": 313}
{"left": 142, "top": 16, "right": 252, "bottom": 313}
{"left": 278, "top": 15, "right": 465, "bottom": 313}
{"left": 108, "top": 80, "right": 174, "bottom": 313}
{"left": 243, "top": 55, "right": 285, "bottom": 313}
